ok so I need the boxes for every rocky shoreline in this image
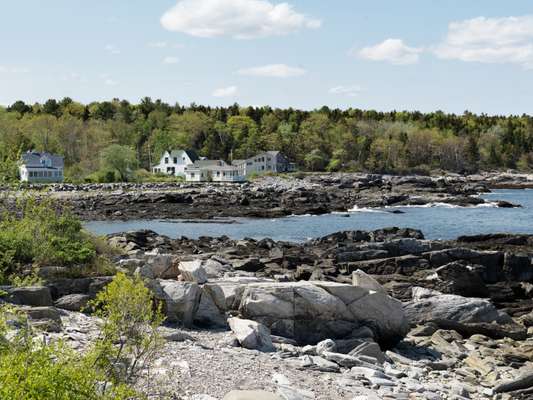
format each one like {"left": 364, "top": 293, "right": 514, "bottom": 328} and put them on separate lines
{"left": 2, "top": 172, "right": 531, "bottom": 221}
{"left": 3, "top": 227, "right": 533, "bottom": 399}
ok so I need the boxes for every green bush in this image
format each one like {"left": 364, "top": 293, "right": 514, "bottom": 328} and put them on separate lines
{"left": 0, "top": 196, "right": 96, "bottom": 283}
{"left": 89, "top": 272, "right": 164, "bottom": 386}
{"left": 0, "top": 276, "right": 152, "bottom": 400}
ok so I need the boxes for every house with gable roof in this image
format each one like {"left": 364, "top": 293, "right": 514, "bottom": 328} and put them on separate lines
{"left": 152, "top": 149, "right": 199, "bottom": 177}
{"left": 19, "top": 151, "right": 64, "bottom": 183}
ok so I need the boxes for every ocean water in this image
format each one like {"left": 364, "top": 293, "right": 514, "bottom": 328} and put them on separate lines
{"left": 84, "top": 189, "right": 533, "bottom": 242}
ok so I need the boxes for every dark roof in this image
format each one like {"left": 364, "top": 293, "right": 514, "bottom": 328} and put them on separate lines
{"left": 167, "top": 149, "right": 199, "bottom": 162}
{"left": 21, "top": 151, "right": 64, "bottom": 169}
{"left": 184, "top": 149, "right": 199, "bottom": 162}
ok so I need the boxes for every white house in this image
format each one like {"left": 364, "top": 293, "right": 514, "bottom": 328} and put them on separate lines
{"left": 184, "top": 160, "right": 245, "bottom": 183}
{"left": 152, "top": 150, "right": 199, "bottom": 177}
{"left": 232, "top": 151, "right": 294, "bottom": 177}
{"left": 19, "top": 151, "right": 64, "bottom": 183}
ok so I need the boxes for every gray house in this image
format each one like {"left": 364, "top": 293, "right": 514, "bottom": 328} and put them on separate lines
{"left": 19, "top": 151, "right": 64, "bottom": 183}
{"left": 233, "top": 151, "right": 295, "bottom": 177}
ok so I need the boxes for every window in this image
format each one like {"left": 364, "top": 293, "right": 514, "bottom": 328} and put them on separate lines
{"left": 173, "top": 157, "right": 177, "bottom": 164}
{"left": 216, "top": 171, "right": 220, "bottom": 176}
{"left": 29, "top": 171, "right": 34, "bottom": 177}
{"left": 165, "top": 157, "right": 169, "bottom": 164}
{"left": 191, "top": 173, "right": 195, "bottom": 178}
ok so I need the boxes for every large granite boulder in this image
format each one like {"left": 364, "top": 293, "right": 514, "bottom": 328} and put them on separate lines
{"left": 149, "top": 278, "right": 408, "bottom": 346}
{"left": 194, "top": 277, "right": 274, "bottom": 328}
{"left": 150, "top": 280, "right": 201, "bottom": 326}
{"left": 238, "top": 281, "right": 408, "bottom": 346}
{"left": 404, "top": 287, "right": 512, "bottom": 326}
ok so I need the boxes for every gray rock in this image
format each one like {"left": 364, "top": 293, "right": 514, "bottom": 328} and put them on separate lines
{"left": 404, "top": 287, "right": 512, "bottom": 326}
{"left": 238, "top": 281, "right": 408, "bottom": 346}
{"left": 179, "top": 260, "right": 208, "bottom": 284}
{"left": 321, "top": 351, "right": 365, "bottom": 368}
{"left": 228, "top": 317, "right": 275, "bottom": 352}
{"left": 298, "top": 355, "right": 340, "bottom": 372}
{"left": 154, "top": 280, "right": 201, "bottom": 326}
{"left": 352, "top": 270, "right": 387, "bottom": 294}
{"left": 316, "top": 339, "right": 336, "bottom": 355}
{"left": 349, "top": 341, "right": 385, "bottom": 364}
{"left": 194, "top": 290, "right": 227, "bottom": 327}
{"left": 22, "top": 306, "right": 63, "bottom": 332}
{"left": 494, "top": 370, "right": 533, "bottom": 393}
{"left": 157, "top": 327, "right": 195, "bottom": 342}
{"left": 4, "top": 286, "right": 53, "bottom": 306}
{"left": 54, "top": 294, "right": 91, "bottom": 311}
{"left": 223, "top": 390, "right": 282, "bottom": 400}
{"left": 145, "top": 252, "right": 179, "bottom": 279}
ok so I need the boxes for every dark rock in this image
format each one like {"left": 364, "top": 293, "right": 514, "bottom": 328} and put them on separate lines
{"left": 503, "top": 253, "right": 533, "bottom": 281}
{"left": 233, "top": 258, "right": 266, "bottom": 273}
{"left": 4, "top": 286, "right": 53, "bottom": 307}
{"left": 433, "top": 262, "right": 489, "bottom": 297}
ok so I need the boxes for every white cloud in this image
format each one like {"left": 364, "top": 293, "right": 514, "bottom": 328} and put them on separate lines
{"left": 237, "top": 63, "right": 306, "bottom": 78}
{"left": 105, "top": 44, "right": 121, "bottom": 55}
{"left": 358, "top": 39, "right": 422, "bottom": 65}
{"left": 0, "top": 65, "right": 30, "bottom": 73}
{"left": 212, "top": 85, "right": 238, "bottom": 97}
{"left": 163, "top": 56, "right": 180, "bottom": 64}
{"left": 61, "top": 72, "right": 88, "bottom": 83}
{"left": 434, "top": 15, "right": 533, "bottom": 69}
{"left": 160, "top": 0, "right": 321, "bottom": 39}
{"left": 149, "top": 41, "right": 168, "bottom": 48}
{"left": 105, "top": 78, "right": 118, "bottom": 86}
{"left": 329, "top": 85, "right": 362, "bottom": 97}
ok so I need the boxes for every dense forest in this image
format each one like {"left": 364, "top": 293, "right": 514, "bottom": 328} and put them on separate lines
{"left": 1, "top": 97, "right": 532, "bottom": 183}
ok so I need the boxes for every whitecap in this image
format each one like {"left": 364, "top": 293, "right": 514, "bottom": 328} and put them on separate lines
{"left": 348, "top": 205, "right": 387, "bottom": 213}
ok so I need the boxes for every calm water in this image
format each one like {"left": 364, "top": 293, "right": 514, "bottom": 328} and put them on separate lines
{"left": 84, "top": 189, "right": 533, "bottom": 242}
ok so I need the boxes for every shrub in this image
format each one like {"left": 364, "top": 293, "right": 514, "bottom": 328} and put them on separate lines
{"left": 0, "top": 196, "right": 96, "bottom": 283}
{"left": 0, "top": 304, "right": 136, "bottom": 400}
{"left": 89, "top": 273, "right": 164, "bottom": 386}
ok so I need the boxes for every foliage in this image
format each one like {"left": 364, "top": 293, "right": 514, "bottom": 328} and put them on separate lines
{"left": 89, "top": 273, "right": 164, "bottom": 387}
{"left": 0, "top": 196, "right": 96, "bottom": 283}
{"left": 1, "top": 98, "right": 533, "bottom": 176}
{"left": 99, "top": 144, "right": 138, "bottom": 182}
{"left": 0, "top": 303, "right": 136, "bottom": 400}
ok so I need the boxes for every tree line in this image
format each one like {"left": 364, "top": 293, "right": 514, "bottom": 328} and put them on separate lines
{"left": 1, "top": 97, "right": 532, "bottom": 182}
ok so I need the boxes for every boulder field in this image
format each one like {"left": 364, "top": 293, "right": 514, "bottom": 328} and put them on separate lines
{"left": 2, "top": 226, "right": 533, "bottom": 399}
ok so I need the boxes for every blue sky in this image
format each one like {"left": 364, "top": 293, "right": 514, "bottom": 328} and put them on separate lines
{"left": 1, "top": 0, "right": 533, "bottom": 114}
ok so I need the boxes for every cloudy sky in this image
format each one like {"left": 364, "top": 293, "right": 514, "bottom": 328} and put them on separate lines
{"left": 1, "top": 0, "right": 533, "bottom": 114}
